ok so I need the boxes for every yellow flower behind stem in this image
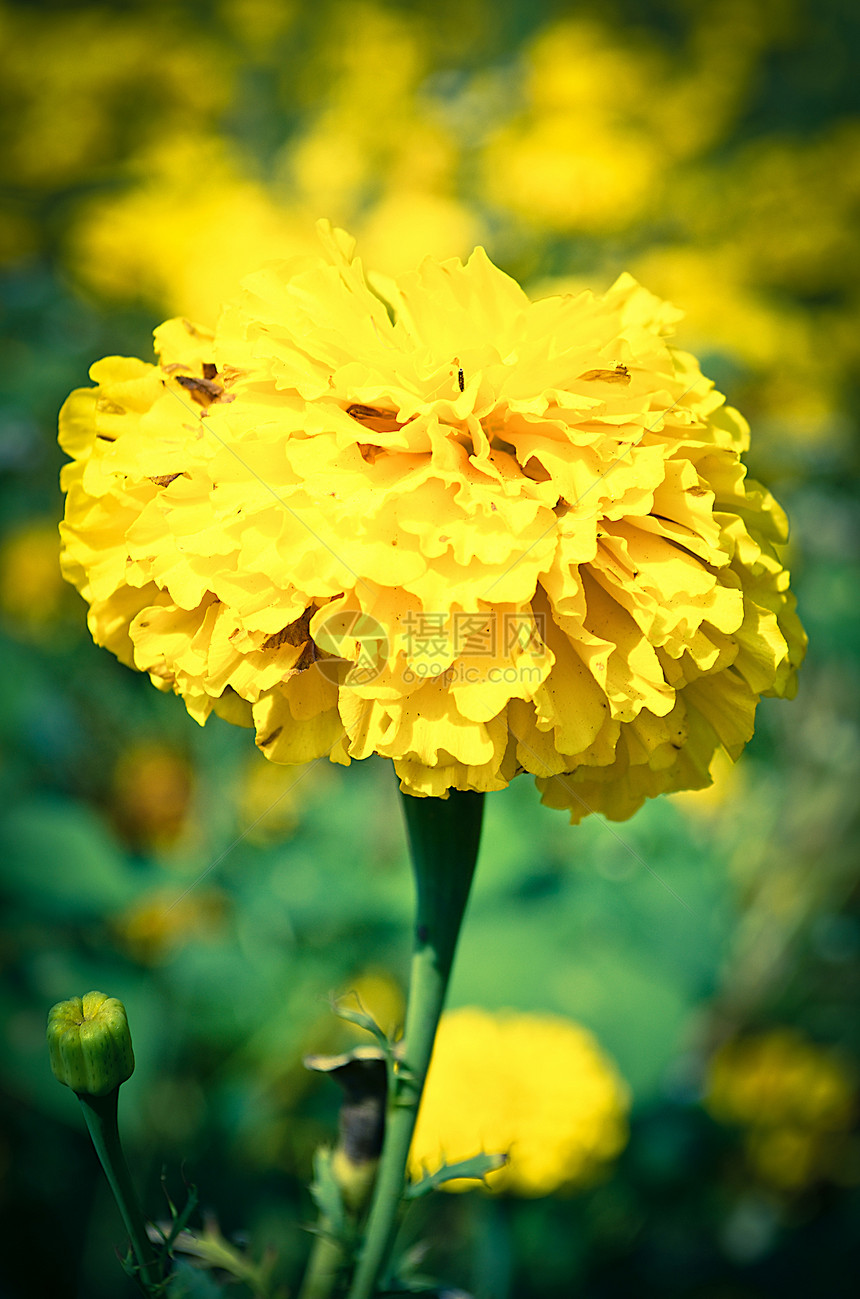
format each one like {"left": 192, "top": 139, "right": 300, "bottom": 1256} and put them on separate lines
{"left": 408, "top": 1008, "right": 629, "bottom": 1196}
{"left": 58, "top": 222, "right": 805, "bottom": 824}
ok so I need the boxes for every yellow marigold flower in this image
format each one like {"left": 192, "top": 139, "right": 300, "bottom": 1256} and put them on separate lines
{"left": 69, "top": 135, "right": 320, "bottom": 322}
{"left": 408, "top": 1008, "right": 629, "bottom": 1196}
{"left": 0, "top": 519, "right": 66, "bottom": 632}
{"left": 744, "top": 1125, "right": 827, "bottom": 1191}
{"left": 706, "top": 1030, "right": 857, "bottom": 1192}
{"left": 58, "top": 223, "right": 805, "bottom": 822}
{"left": 706, "top": 1030, "right": 856, "bottom": 1134}
{"left": 237, "top": 752, "right": 304, "bottom": 844}
{"left": 0, "top": 5, "right": 228, "bottom": 195}
{"left": 113, "top": 887, "right": 225, "bottom": 965}
{"left": 112, "top": 741, "right": 193, "bottom": 850}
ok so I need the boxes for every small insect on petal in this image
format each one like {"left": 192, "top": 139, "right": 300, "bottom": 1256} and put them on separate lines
{"left": 175, "top": 375, "right": 225, "bottom": 407}
{"left": 346, "top": 404, "right": 410, "bottom": 433}
{"left": 578, "top": 364, "right": 631, "bottom": 385}
{"left": 347, "top": 404, "right": 398, "bottom": 423}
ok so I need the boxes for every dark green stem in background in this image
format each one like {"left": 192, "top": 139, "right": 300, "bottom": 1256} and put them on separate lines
{"left": 473, "top": 1195, "right": 513, "bottom": 1299}
{"left": 78, "top": 1090, "right": 159, "bottom": 1292}
{"left": 346, "top": 786, "right": 485, "bottom": 1299}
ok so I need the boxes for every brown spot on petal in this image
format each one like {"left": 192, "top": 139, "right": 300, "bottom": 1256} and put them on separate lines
{"left": 291, "top": 642, "right": 319, "bottom": 673}
{"left": 262, "top": 628, "right": 294, "bottom": 650}
{"left": 259, "top": 727, "right": 283, "bottom": 748}
{"left": 262, "top": 607, "right": 315, "bottom": 651}
{"left": 161, "top": 362, "right": 191, "bottom": 375}
{"left": 148, "top": 473, "right": 183, "bottom": 488}
{"left": 202, "top": 363, "right": 218, "bottom": 381}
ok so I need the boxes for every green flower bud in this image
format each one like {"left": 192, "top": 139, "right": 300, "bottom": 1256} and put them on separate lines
{"left": 47, "top": 991, "right": 134, "bottom": 1097}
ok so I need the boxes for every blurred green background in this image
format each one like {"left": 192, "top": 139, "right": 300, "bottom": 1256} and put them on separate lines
{"left": 1, "top": 0, "right": 859, "bottom": 1295}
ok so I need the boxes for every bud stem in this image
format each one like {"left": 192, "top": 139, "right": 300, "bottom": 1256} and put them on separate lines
{"left": 345, "top": 786, "right": 484, "bottom": 1299}
{"left": 78, "top": 1090, "right": 159, "bottom": 1292}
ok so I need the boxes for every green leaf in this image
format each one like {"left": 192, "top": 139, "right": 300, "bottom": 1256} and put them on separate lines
{"left": 159, "top": 1179, "right": 200, "bottom": 1252}
{"left": 165, "top": 1218, "right": 277, "bottom": 1297}
{"left": 309, "top": 1146, "right": 348, "bottom": 1240}
{"left": 330, "top": 994, "right": 394, "bottom": 1053}
{"left": 404, "top": 1152, "right": 507, "bottom": 1199}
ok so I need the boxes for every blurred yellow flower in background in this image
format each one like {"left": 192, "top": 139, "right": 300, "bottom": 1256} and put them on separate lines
{"left": 707, "top": 1029, "right": 858, "bottom": 1190}
{"left": 708, "top": 1029, "right": 855, "bottom": 1131}
{"left": 58, "top": 223, "right": 805, "bottom": 821}
{"left": 675, "top": 124, "right": 860, "bottom": 299}
{"left": 236, "top": 752, "right": 304, "bottom": 844}
{"left": 480, "top": 22, "right": 664, "bottom": 235}
{"left": 353, "top": 190, "right": 485, "bottom": 282}
{"left": 479, "top": 13, "right": 763, "bottom": 236}
{"left": 630, "top": 245, "right": 847, "bottom": 464}
{"left": 409, "top": 1008, "right": 629, "bottom": 1195}
{"left": 67, "top": 0, "right": 483, "bottom": 314}
{"left": 631, "top": 246, "right": 810, "bottom": 378}
{"left": 0, "top": 0, "right": 229, "bottom": 237}
{"left": 0, "top": 520, "right": 66, "bottom": 635}
{"left": 218, "top": 0, "right": 297, "bottom": 55}
{"left": 113, "top": 886, "right": 226, "bottom": 964}
{"left": 631, "top": 124, "right": 860, "bottom": 454}
{"left": 337, "top": 971, "right": 405, "bottom": 1044}
{"left": 112, "top": 741, "right": 194, "bottom": 852}
{"left": 670, "top": 747, "right": 741, "bottom": 818}
{"left": 69, "top": 133, "right": 484, "bottom": 319}
{"left": 281, "top": 1, "right": 441, "bottom": 207}
{"left": 68, "top": 136, "right": 319, "bottom": 324}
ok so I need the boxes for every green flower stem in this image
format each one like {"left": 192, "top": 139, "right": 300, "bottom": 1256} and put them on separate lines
{"left": 346, "top": 787, "right": 485, "bottom": 1299}
{"left": 299, "top": 1230, "right": 348, "bottom": 1299}
{"left": 78, "top": 1090, "right": 159, "bottom": 1292}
